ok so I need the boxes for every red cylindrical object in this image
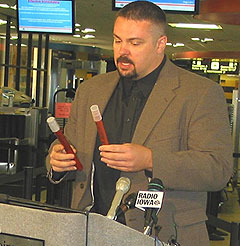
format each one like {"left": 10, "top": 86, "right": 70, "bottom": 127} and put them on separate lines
{"left": 90, "top": 105, "right": 109, "bottom": 145}
{"left": 55, "top": 130, "right": 83, "bottom": 170}
{"left": 95, "top": 120, "right": 109, "bottom": 145}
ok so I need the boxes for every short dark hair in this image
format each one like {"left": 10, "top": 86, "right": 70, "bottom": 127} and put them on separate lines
{"left": 116, "top": 1, "right": 167, "bottom": 34}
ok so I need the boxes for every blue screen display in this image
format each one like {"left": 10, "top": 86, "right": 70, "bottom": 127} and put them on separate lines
{"left": 114, "top": 0, "right": 197, "bottom": 13}
{"left": 17, "top": 0, "right": 74, "bottom": 34}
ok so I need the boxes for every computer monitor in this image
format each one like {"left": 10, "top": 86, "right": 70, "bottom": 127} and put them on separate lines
{"left": 112, "top": 0, "right": 199, "bottom": 15}
{"left": 17, "top": 0, "right": 75, "bottom": 34}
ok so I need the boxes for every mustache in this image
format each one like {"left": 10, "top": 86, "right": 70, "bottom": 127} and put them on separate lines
{"left": 117, "top": 56, "right": 134, "bottom": 64}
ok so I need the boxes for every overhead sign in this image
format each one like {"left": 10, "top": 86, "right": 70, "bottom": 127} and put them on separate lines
{"left": 191, "top": 59, "right": 239, "bottom": 74}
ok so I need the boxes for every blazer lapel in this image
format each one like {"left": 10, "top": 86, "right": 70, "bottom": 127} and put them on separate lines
{"left": 132, "top": 59, "right": 180, "bottom": 145}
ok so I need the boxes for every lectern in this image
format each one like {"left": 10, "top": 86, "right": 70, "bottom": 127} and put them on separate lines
{"left": 0, "top": 201, "right": 157, "bottom": 246}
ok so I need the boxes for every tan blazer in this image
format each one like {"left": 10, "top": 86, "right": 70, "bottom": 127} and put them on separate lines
{"left": 55, "top": 58, "right": 233, "bottom": 245}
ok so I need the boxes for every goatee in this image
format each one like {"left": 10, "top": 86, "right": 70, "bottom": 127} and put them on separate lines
{"left": 116, "top": 56, "right": 138, "bottom": 79}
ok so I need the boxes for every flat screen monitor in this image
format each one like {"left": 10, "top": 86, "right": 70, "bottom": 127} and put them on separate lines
{"left": 17, "top": 0, "right": 75, "bottom": 34}
{"left": 113, "top": 0, "right": 199, "bottom": 14}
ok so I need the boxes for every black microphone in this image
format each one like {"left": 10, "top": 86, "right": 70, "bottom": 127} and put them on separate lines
{"left": 115, "top": 192, "right": 137, "bottom": 218}
{"left": 143, "top": 178, "right": 164, "bottom": 235}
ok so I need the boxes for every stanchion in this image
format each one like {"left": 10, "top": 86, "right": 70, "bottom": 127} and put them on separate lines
{"left": 23, "top": 166, "right": 33, "bottom": 200}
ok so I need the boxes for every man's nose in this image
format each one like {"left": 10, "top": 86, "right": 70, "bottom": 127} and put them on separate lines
{"left": 118, "top": 42, "right": 130, "bottom": 56}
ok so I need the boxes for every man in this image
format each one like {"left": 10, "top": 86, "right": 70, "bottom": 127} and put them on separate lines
{"left": 47, "top": 1, "right": 233, "bottom": 245}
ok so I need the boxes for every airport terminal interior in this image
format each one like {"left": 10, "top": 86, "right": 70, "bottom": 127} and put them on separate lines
{"left": 0, "top": 0, "right": 240, "bottom": 245}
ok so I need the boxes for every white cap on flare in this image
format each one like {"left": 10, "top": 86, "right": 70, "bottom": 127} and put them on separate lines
{"left": 90, "top": 105, "right": 102, "bottom": 122}
{"left": 47, "top": 117, "right": 60, "bottom": 133}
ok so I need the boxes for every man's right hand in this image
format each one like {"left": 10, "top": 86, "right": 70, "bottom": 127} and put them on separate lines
{"left": 49, "top": 144, "right": 77, "bottom": 172}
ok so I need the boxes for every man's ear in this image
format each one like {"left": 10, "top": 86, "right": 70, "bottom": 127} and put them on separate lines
{"left": 156, "top": 35, "right": 167, "bottom": 53}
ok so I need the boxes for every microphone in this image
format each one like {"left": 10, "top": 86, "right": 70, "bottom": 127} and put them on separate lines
{"left": 143, "top": 178, "right": 164, "bottom": 235}
{"left": 106, "top": 177, "right": 131, "bottom": 220}
{"left": 115, "top": 192, "right": 137, "bottom": 218}
{"left": 90, "top": 105, "right": 109, "bottom": 145}
{"left": 46, "top": 116, "right": 83, "bottom": 170}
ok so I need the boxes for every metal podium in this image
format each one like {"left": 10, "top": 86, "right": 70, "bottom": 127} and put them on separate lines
{"left": 0, "top": 200, "right": 157, "bottom": 246}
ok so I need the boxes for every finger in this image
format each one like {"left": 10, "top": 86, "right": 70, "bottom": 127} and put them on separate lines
{"left": 70, "top": 145, "right": 77, "bottom": 153}
{"left": 53, "top": 144, "right": 76, "bottom": 155}
{"left": 99, "top": 144, "right": 126, "bottom": 153}
{"left": 50, "top": 157, "right": 76, "bottom": 166}
{"left": 52, "top": 144, "right": 65, "bottom": 152}
{"left": 100, "top": 157, "right": 128, "bottom": 167}
{"left": 50, "top": 152, "right": 75, "bottom": 161}
{"left": 100, "top": 151, "right": 128, "bottom": 161}
{"left": 52, "top": 165, "right": 77, "bottom": 172}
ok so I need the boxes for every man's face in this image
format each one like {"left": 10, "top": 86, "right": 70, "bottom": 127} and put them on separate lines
{"left": 113, "top": 17, "right": 166, "bottom": 80}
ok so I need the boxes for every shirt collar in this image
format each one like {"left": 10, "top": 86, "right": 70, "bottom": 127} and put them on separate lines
{"left": 121, "top": 55, "right": 166, "bottom": 98}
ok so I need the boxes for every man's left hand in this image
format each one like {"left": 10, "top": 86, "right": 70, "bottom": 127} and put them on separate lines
{"left": 99, "top": 143, "right": 152, "bottom": 172}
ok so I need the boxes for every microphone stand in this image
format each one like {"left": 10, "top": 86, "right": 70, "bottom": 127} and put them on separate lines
{"left": 143, "top": 207, "right": 160, "bottom": 235}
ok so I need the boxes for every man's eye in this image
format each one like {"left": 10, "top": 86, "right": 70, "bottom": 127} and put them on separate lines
{"left": 131, "top": 41, "right": 141, "bottom": 46}
{"left": 114, "top": 39, "right": 121, "bottom": 44}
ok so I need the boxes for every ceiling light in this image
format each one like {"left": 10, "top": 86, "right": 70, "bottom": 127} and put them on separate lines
{"left": 81, "top": 28, "right": 96, "bottom": 33}
{"left": 0, "top": 19, "right": 7, "bottom": 25}
{"left": 75, "top": 23, "right": 81, "bottom": 27}
{"left": 166, "top": 43, "right": 172, "bottom": 46}
{"left": 0, "top": 4, "right": 9, "bottom": 8}
{"left": 11, "top": 36, "right": 18, "bottom": 40}
{"left": 73, "top": 34, "right": 81, "bottom": 38}
{"left": 75, "top": 28, "right": 80, "bottom": 32}
{"left": 168, "top": 23, "right": 222, "bottom": 29}
{"left": 82, "top": 34, "right": 95, "bottom": 39}
{"left": 11, "top": 5, "right": 17, "bottom": 10}
{"left": 191, "top": 38, "right": 200, "bottom": 41}
{"left": 173, "top": 43, "right": 185, "bottom": 47}
{"left": 191, "top": 37, "right": 214, "bottom": 43}
{"left": 10, "top": 25, "right": 16, "bottom": 29}
{"left": 201, "top": 38, "right": 214, "bottom": 42}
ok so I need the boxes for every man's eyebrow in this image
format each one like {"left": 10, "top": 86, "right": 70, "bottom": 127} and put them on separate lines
{"left": 113, "top": 34, "right": 144, "bottom": 42}
{"left": 128, "top": 37, "right": 144, "bottom": 42}
{"left": 113, "top": 34, "right": 121, "bottom": 39}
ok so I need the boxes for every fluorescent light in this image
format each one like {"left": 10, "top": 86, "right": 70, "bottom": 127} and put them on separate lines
{"left": 191, "top": 37, "right": 214, "bottom": 42}
{"left": 73, "top": 34, "right": 81, "bottom": 38}
{"left": 11, "top": 36, "right": 18, "bottom": 40}
{"left": 11, "top": 5, "right": 17, "bottom": 10}
{"left": 0, "top": 19, "right": 7, "bottom": 25}
{"left": 0, "top": 4, "right": 9, "bottom": 8}
{"left": 191, "top": 37, "right": 200, "bottom": 41}
{"left": 166, "top": 42, "right": 172, "bottom": 46}
{"left": 201, "top": 38, "right": 214, "bottom": 42}
{"left": 169, "top": 23, "right": 222, "bottom": 29}
{"left": 75, "top": 28, "right": 80, "bottom": 32}
{"left": 75, "top": 23, "right": 81, "bottom": 27}
{"left": 173, "top": 43, "right": 185, "bottom": 47}
{"left": 81, "top": 28, "right": 96, "bottom": 33}
{"left": 82, "top": 34, "right": 95, "bottom": 39}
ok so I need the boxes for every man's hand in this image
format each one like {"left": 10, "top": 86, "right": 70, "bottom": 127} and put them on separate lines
{"left": 49, "top": 144, "right": 77, "bottom": 172}
{"left": 99, "top": 143, "right": 152, "bottom": 172}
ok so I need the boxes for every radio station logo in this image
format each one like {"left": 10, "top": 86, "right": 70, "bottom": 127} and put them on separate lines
{"left": 135, "top": 191, "right": 164, "bottom": 211}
